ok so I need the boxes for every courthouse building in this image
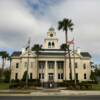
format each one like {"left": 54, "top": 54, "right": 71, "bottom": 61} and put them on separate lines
{"left": 11, "top": 27, "right": 92, "bottom": 87}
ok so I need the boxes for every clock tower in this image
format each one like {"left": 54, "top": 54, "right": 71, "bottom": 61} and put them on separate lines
{"left": 43, "top": 27, "right": 59, "bottom": 49}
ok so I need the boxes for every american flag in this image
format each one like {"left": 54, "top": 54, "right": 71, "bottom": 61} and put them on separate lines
{"left": 67, "top": 38, "right": 74, "bottom": 45}
{"left": 26, "top": 38, "right": 31, "bottom": 50}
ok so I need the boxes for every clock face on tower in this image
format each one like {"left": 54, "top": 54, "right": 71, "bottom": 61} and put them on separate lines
{"left": 50, "top": 34, "right": 53, "bottom": 37}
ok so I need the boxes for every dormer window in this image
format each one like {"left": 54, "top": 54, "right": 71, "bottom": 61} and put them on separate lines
{"left": 50, "top": 34, "right": 53, "bottom": 37}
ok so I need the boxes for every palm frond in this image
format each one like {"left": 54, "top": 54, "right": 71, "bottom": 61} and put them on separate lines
{"left": 70, "top": 27, "right": 73, "bottom": 31}
{"left": 60, "top": 43, "right": 69, "bottom": 50}
{"left": 58, "top": 21, "right": 63, "bottom": 30}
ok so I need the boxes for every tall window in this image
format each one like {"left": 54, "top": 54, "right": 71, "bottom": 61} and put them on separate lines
{"left": 42, "top": 73, "right": 44, "bottom": 79}
{"left": 39, "top": 61, "right": 45, "bottom": 69}
{"left": 48, "top": 61, "right": 54, "bottom": 69}
{"left": 57, "top": 61, "right": 64, "bottom": 69}
{"left": 76, "top": 73, "right": 78, "bottom": 80}
{"left": 84, "top": 73, "right": 87, "bottom": 79}
{"left": 39, "top": 73, "right": 41, "bottom": 79}
{"left": 83, "top": 64, "right": 86, "bottom": 69}
{"left": 48, "top": 42, "right": 51, "bottom": 48}
{"left": 30, "top": 73, "right": 32, "bottom": 79}
{"left": 48, "top": 73, "right": 54, "bottom": 80}
{"left": 58, "top": 73, "right": 60, "bottom": 79}
{"left": 24, "top": 62, "right": 28, "bottom": 68}
{"left": 15, "top": 73, "right": 18, "bottom": 80}
{"left": 30, "top": 62, "right": 34, "bottom": 68}
{"left": 61, "top": 73, "right": 63, "bottom": 79}
{"left": 58, "top": 73, "right": 63, "bottom": 79}
{"left": 52, "top": 42, "right": 55, "bottom": 48}
{"left": 39, "top": 73, "right": 44, "bottom": 79}
{"left": 16, "top": 63, "right": 19, "bottom": 68}
{"left": 75, "top": 62, "right": 78, "bottom": 68}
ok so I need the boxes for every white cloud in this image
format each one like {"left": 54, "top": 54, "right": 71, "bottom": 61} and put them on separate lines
{"left": 0, "top": 0, "right": 51, "bottom": 49}
{"left": 44, "top": 0, "right": 100, "bottom": 63}
{"left": 0, "top": 0, "right": 100, "bottom": 63}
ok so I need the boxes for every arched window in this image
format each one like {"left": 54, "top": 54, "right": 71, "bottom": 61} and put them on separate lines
{"left": 52, "top": 42, "right": 55, "bottom": 48}
{"left": 48, "top": 42, "right": 51, "bottom": 48}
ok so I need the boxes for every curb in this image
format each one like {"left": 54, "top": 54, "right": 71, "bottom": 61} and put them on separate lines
{"left": 0, "top": 90, "right": 100, "bottom": 96}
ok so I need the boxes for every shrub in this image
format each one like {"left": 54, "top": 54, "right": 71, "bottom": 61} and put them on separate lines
{"left": 80, "top": 81, "right": 98, "bottom": 85}
{"left": 22, "top": 71, "right": 27, "bottom": 81}
{"left": 28, "top": 79, "right": 41, "bottom": 86}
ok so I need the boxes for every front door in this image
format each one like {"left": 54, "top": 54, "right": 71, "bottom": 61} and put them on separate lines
{"left": 48, "top": 73, "right": 54, "bottom": 88}
{"left": 48, "top": 73, "right": 54, "bottom": 81}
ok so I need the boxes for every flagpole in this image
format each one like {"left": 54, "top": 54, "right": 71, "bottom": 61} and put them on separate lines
{"left": 73, "top": 38, "right": 76, "bottom": 85}
{"left": 26, "top": 38, "right": 31, "bottom": 88}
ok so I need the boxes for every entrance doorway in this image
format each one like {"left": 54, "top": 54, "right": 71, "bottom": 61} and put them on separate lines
{"left": 48, "top": 73, "right": 54, "bottom": 88}
{"left": 48, "top": 73, "right": 54, "bottom": 81}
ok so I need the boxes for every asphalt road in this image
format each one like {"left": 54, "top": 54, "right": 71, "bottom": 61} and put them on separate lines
{"left": 0, "top": 96, "right": 100, "bottom": 100}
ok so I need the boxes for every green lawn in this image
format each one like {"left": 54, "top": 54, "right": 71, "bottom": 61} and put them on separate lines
{"left": 0, "top": 82, "right": 100, "bottom": 90}
{"left": 92, "top": 82, "right": 100, "bottom": 90}
{"left": 0, "top": 83, "right": 9, "bottom": 90}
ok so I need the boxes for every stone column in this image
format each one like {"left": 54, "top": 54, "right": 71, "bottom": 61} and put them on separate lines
{"left": 45, "top": 61, "right": 48, "bottom": 82}
{"left": 63, "top": 60, "right": 66, "bottom": 80}
{"left": 54, "top": 61, "right": 57, "bottom": 82}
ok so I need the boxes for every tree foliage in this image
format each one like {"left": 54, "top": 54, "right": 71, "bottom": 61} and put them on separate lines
{"left": 90, "top": 71, "right": 96, "bottom": 81}
{"left": 0, "top": 68, "right": 10, "bottom": 82}
{"left": 22, "top": 71, "right": 27, "bottom": 81}
{"left": 60, "top": 43, "right": 69, "bottom": 51}
{"left": 0, "top": 51, "right": 9, "bottom": 81}
{"left": 58, "top": 18, "right": 74, "bottom": 32}
{"left": 4, "top": 68, "right": 11, "bottom": 82}
{"left": 0, "top": 51, "right": 9, "bottom": 59}
{"left": 0, "top": 68, "right": 2, "bottom": 78}
{"left": 58, "top": 18, "right": 74, "bottom": 81}
{"left": 31, "top": 44, "right": 42, "bottom": 55}
{"left": 95, "top": 68, "right": 100, "bottom": 77}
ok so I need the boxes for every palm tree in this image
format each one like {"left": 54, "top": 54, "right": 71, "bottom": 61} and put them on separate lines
{"left": 58, "top": 18, "right": 74, "bottom": 80}
{"left": 0, "top": 51, "right": 9, "bottom": 81}
{"left": 31, "top": 44, "right": 42, "bottom": 79}
{"left": 60, "top": 44, "right": 69, "bottom": 51}
{"left": 60, "top": 43, "right": 69, "bottom": 81}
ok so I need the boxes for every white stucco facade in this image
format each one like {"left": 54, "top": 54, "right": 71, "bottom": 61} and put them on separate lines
{"left": 11, "top": 27, "right": 92, "bottom": 86}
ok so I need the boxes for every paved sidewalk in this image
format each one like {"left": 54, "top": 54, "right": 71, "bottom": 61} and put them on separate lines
{"left": 30, "top": 90, "right": 100, "bottom": 96}
{"left": 60, "top": 90, "right": 100, "bottom": 96}
{"left": 0, "top": 89, "right": 100, "bottom": 96}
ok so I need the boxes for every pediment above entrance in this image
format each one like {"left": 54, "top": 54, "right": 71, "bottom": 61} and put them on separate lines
{"left": 20, "top": 51, "right": 36, "bottom": 58}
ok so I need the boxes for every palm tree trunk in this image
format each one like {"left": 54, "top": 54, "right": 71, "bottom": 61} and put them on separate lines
{"left": 64, "top": 51, "right": 66, "bottom": 80}
{"left": 65, "top": 31, "right": 68, "bottom": 44}
{"left": 64, "top": 30, "right": 68, "bottom": 80}
{"left": 68, "top": 46, "right": 72, "bottom": 80}
{"left": 65, "top": 30, "right": 72, "bottom": 81}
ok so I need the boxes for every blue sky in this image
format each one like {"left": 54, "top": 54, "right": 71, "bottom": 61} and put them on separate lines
{"left": 0, "top": 0, "right": 100, "bottom": 64}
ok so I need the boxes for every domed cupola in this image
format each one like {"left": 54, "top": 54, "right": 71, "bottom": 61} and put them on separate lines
{"left": 43, "top": 27, "right": 59, "bottom": 49}
{"left": 49, "top": 27, "right": 55, "bottom": 31}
